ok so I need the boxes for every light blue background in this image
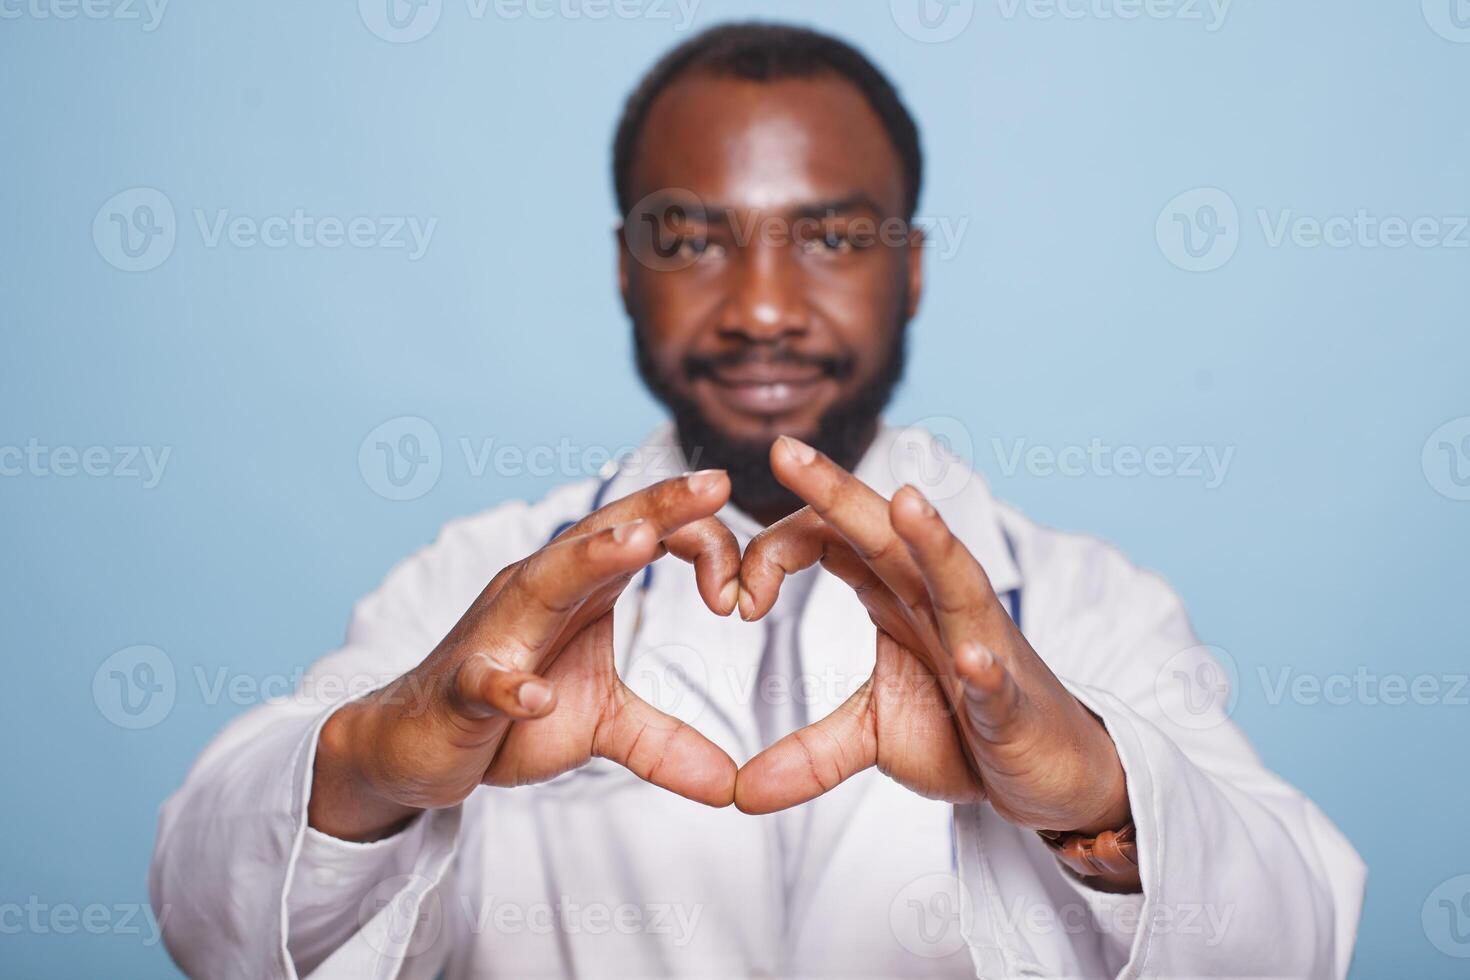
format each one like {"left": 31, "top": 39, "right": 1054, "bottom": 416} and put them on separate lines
{"left": 2, "top": 1, "right": 1467, "bottom": 976}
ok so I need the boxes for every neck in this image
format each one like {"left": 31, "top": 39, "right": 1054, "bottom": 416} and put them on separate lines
{"left": 726, "top": 418, "right": 881, "bottom": 528}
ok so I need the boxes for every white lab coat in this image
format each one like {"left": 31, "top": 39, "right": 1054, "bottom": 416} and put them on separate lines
{"left": 150, "top": 423, "right": 1365, "bottom": 980}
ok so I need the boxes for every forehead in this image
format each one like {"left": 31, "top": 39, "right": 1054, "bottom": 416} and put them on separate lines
{"left": 628, "top": 72, "right": 907, "bottom": 215}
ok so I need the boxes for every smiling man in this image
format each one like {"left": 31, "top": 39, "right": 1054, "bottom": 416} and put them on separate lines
{"left": 151, "top": 23, "right": 1364, "bottom": 979}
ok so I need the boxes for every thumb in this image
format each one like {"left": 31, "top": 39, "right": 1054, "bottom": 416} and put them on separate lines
{"left": 733, "top": 680, "right": 878, "bottom": 814}
{"left": 593, "top": 683, "right": 738, "bottom": 808}
{"left": 953, "top": 642, "right": 1022, "bottom": 741}
{"left": 451, "top": 652, "right": 558, "bottom": 722}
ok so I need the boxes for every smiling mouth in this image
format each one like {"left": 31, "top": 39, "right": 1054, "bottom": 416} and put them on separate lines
{"left": 700, "top": 363, "right": 833, "bottom": 417}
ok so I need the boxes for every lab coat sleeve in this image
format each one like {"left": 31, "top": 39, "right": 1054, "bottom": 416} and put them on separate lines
{"left": 955, "top": 536, "right": 1365, "bottom": 979}
{"left": 149, "top": 497, "right": 565, "bottom": 980}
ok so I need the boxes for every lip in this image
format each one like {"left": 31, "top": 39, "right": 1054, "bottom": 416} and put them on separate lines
{"left": 699, "top": 368, "right": 832, "bottom": 417}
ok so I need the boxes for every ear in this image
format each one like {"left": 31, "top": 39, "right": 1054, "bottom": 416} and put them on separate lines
{"left": 614, "top": 223, "right": 633, "bottom": 316}
{"left": 905, "top": 224, "right": 925, "bottom": 321}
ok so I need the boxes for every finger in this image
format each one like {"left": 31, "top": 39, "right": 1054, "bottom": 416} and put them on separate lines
{"left": 594, "top": 684, "right": 738, "bottom": 808}
{"left": 954, "top": 641, "right": 1023, "bottom": 742}
{"left": 487, "top": 519, "right": 662, "bottom": 671}
{"left": 737, "top": 507, "right": 835, "bottom": 620}
{"left": 451, "top": 652, "right": 557, "bottom": 721}
{"left": 890, "top": 484, "right": 1010, "bottom": 665}
{"left": 739, "top": 508, "right": 887, "bottom": 619}
{"left": 767, "top": 436, "right": 928, "bottom": 608}
{"left": 663, "top": 515, "right": 741, "bottom": 616}
{"left": 557, "top": 470, "right": 731, "bottom": 543}
{"left": 869, "top": 633, "right": 984, "bottom": 804}
{"left": 733, "top": 681, "right": 879, "bottom": 814}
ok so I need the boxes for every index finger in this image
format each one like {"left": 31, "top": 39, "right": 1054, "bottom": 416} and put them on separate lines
{"left": 479, "top": 518, "right": 663, "bottom": 672}
{"left": 767, "top": 436, "right": 928, "bottom": 609}
{"left": 554, "top": 469, "right": 731, "bottom": 543}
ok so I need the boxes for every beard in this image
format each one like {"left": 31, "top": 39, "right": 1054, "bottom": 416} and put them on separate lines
{"left": 633, "top": 322, "right": 908, "bottom": 522}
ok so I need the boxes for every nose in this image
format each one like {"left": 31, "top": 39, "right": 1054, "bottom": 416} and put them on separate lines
{"left": 716, "top": 236, "right": 810, "bottom": 344}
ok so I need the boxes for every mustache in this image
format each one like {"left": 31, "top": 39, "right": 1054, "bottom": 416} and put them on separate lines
{"left": 682, "top": 346, "right": 856, "bottom": 381}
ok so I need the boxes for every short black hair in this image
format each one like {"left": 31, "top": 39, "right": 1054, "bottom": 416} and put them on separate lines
{"left": 612, "top": 22, "right": 923, "bottom": 219}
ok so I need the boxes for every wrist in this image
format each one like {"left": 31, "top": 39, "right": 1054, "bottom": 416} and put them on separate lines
{"left": 1062, "top": 704, "right": 1131, "bottom": 836}
{"left": 308, "top": 700, "right": 419, "bottom": 842}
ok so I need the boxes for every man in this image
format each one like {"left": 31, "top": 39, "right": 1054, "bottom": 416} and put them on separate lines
{"left": 151, "top": 23, "right": 1364, "bottom": 979}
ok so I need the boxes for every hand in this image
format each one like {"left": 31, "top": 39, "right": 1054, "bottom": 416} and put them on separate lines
{"left": 734, "top": 437, "right": 1132, "bottom": 841}
{"left": 310, "top": 471, "right": 743, "bottom": 842}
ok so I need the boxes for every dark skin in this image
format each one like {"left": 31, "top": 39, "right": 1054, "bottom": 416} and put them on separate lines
{"left": 619, "top": 73, "right": 922, "bottom": 525}
{"left": 310, "top": 72, "right": 1134, "bottom": 890}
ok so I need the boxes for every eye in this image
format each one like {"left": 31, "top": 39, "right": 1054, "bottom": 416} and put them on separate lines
{"left": 674, "top": 236, "right": 725, "bottom": 261}
{"left": 801, "top": 226, "right": 862, "bottom": 255}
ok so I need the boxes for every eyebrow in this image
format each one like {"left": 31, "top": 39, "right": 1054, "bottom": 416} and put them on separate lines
{"left": 788, "top": 194, "right": 887, "bottom": 220}
{"left": 686, "top": 193, "right": 890, "bottom": 225}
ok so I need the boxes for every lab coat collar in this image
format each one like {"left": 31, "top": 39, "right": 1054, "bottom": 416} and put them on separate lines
{"left": 600, "top": 420, "right": 1023, "bottom": 595}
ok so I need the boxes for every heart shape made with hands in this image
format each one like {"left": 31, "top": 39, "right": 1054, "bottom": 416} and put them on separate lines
{"left": 315, "top": 446, "right": 1119, "bottom": 848}
{"left": 471, "top": 436, "right": 1124, "bottom": 838}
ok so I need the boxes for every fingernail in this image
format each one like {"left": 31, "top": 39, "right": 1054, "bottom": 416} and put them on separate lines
{"left": 686, "top": 468, "right": 724, "bottom": 494}
{"left": 737, "top": 587, "right": 755, "bottom": 621}
{"left": 518, "top": 680, "right": 552, "bottom": 712}
{"left": 611, "top": 519, "right": 645, "bottom": 544}
{"left": 720, "top": 579, "right": 740, "bottom": 614}
{"left": 902, "top": 485, "right": 937, "bottom": 518}
{"left": 779, "top": 435, "right": 816, "bottom": 465}
{"left": 958, "top": 642, "right": 994, "bottom": 678}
